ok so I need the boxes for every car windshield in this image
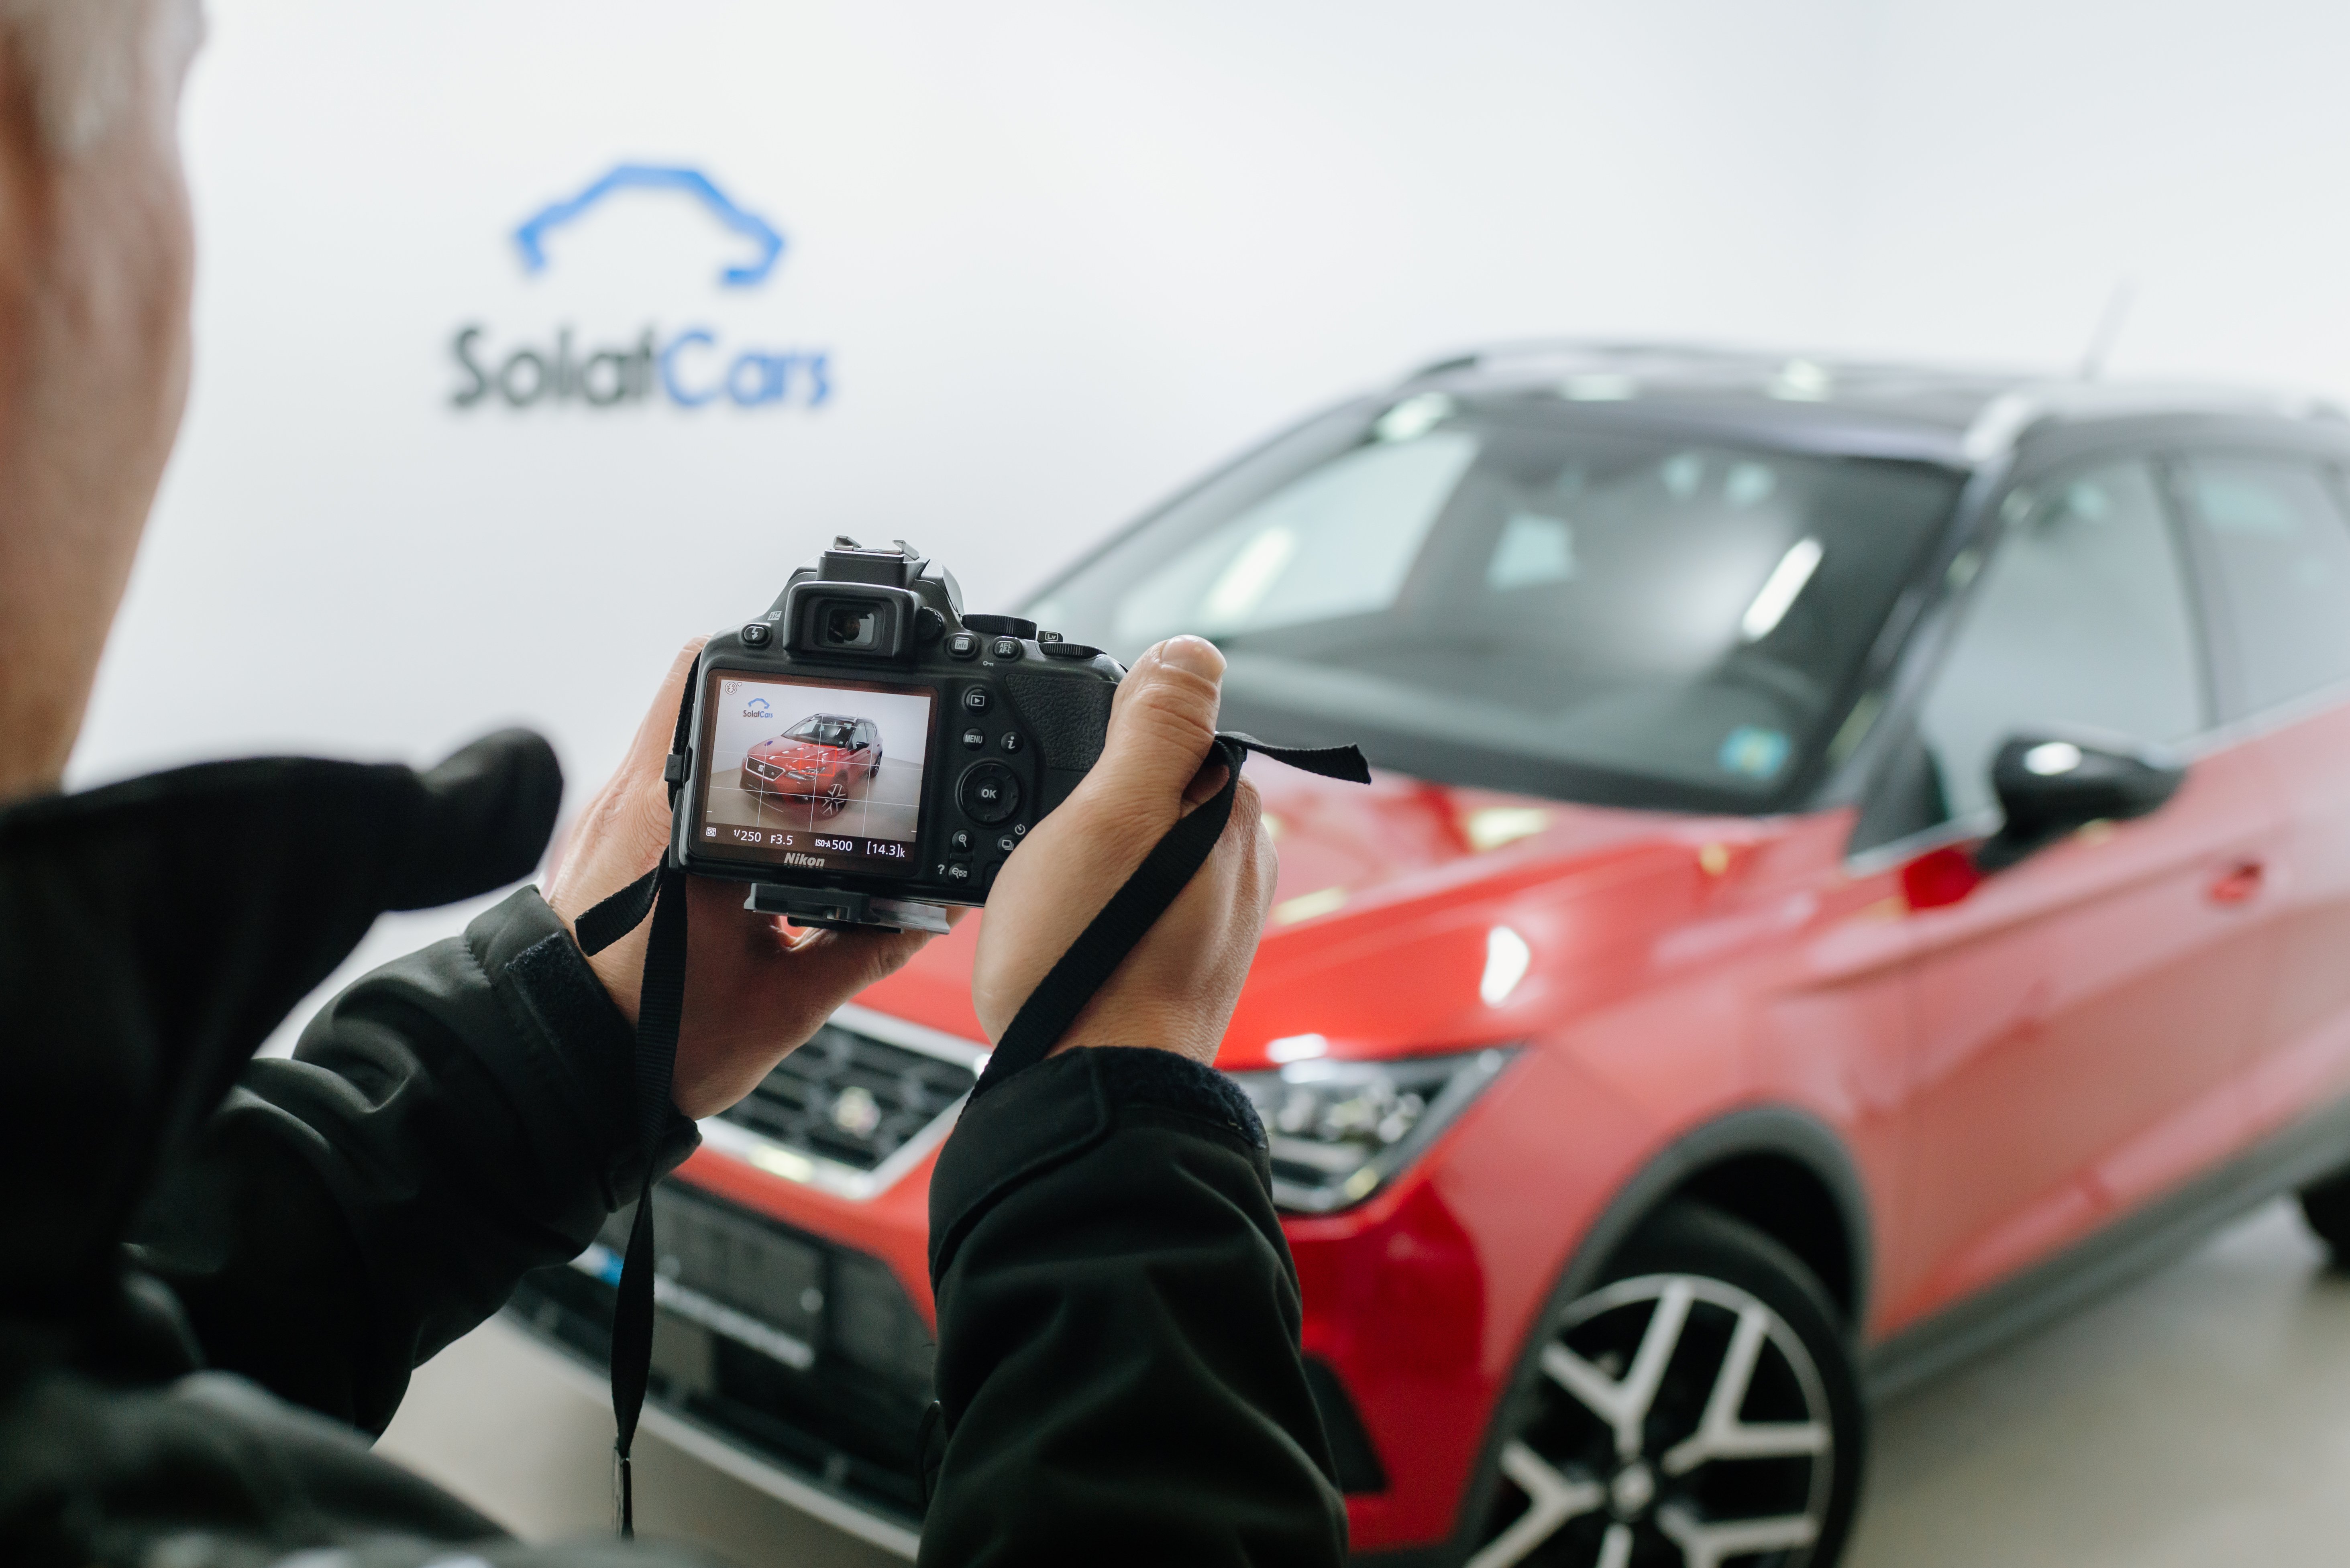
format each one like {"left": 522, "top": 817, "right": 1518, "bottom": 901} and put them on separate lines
{"left": 1029, "top": 395, "right": 1963, "bottom": 811}
{"left": 783, "top": 717, "right": 858, "bottom": 748}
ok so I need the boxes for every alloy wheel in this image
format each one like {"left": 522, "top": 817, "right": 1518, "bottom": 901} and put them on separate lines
{"left": 1467, "top": 1273, "right": 1835, "bottom": 1568}
{"left": 820, "top": 781, "right": 848, "bottom": 815}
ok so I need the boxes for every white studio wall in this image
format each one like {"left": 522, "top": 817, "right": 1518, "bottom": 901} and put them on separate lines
{"left": 1828, "top": 0, "right": 2350, "bottom": 386}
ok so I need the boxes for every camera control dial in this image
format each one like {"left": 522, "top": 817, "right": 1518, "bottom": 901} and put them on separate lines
{"left": 958, "top": 761, "right": 1022, "bottom": 825}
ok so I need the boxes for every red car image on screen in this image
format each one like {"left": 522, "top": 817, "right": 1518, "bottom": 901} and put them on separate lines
{"left": 740, "top": 715, "right": 883, "bottom": 816}
{"left": 509, "top": 347, "right": 2350, "bottom": 1567}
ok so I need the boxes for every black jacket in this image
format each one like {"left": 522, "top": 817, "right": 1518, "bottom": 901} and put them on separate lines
{"left": 0, "top": 733, "right": 1346, "bottom": 1567}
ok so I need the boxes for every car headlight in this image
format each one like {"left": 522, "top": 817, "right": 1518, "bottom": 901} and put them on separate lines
{"left": 1226, "top": 1048, "right": 1515, "bottom": 1214}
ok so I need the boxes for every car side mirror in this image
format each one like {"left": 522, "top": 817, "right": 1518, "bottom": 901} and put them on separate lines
{"left": 1975, "top": 732, "right": 2187, "bottom": 872}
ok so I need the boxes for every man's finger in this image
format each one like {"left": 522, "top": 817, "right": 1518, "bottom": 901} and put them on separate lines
{"left": 771, "top": 921, "right": 934, "bottom": 1004}
{"left": 627, "top": 637, "right": 709, "bottom": 778}
{"left": 544, "top": 635, "right": 705, "bottom": 912}
{"left": 1085, "top": 635, "right": 1224, "bottom": 814}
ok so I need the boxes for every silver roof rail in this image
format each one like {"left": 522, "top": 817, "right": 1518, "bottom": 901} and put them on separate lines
{"left": 1405, "top": 339, "right": 1782, "bottom": 380}
{"left": 1960, "top": 381, "right": 2343, "bottom": 463}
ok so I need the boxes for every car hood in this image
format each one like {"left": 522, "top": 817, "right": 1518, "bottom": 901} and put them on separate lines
{"left": 756, "top": 740, "right": 846, "bottom": 769}
{"left": 859, "top": 766, "right": 1821, "bottom": 1068}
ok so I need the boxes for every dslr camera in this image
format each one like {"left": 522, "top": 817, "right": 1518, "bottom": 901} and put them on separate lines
{"left": 669, "top": 538, "right": 1123, "bottom": 932}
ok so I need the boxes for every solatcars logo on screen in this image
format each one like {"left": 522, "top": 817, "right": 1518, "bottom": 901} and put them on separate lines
{"left": 449, "top": 164, "right": 830, "bottom": 414}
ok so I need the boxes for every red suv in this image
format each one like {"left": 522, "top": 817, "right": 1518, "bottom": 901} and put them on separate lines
{"left": 512, "top": 348, "right": 2350, "bottom": 1567}
{"left": 742, "top": 714, "right": 882, "bottom": 816}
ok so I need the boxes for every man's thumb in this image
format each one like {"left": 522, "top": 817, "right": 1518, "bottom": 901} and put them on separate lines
{"left": 1089, "top": 635, "right": 1225, "bottom": 808}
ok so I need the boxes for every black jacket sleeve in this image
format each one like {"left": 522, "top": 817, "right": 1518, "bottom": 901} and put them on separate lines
{"left": 128, "top": 886, "right": 696, "bottom": 1434}
{"left": 921, "top": 1047, "right": 1349, "bottom": 1567}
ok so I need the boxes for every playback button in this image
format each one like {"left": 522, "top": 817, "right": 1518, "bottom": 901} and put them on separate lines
{"left": 958, "top": 761, "right": 1021, "bottom": 825}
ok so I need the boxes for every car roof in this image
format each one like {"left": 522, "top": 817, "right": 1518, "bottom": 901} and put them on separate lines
{"left": 1395, "top": 340, "right": 2346, "bottom": 469}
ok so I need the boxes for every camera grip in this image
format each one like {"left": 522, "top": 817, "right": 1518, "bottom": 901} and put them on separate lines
{"left": 1001, "top": 668, "right": 1115, "bottom": 815}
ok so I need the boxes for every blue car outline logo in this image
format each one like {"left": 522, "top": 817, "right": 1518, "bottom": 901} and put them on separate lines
{"left": 744, "top": 697, "right": 772, "bottom": 718}
{"left": 512, "top": 164, "right": 785, "bottom": 289}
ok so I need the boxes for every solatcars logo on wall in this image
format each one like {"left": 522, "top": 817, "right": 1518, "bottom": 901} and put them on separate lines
{"left": 449, "top": 163, "right": 830, "bottom": 414}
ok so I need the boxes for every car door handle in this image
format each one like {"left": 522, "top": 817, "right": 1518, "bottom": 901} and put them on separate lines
{"left": 2208, "top": 860, "right": 2265, "bottom": 906}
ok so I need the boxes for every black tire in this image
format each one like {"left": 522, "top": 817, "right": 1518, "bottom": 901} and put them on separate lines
{"left": 1462, "top": 1202, "right": 1865, "bottom": 1568}
{"left": 2297, "top": 1164, "right": 2350, "bottom": 1261}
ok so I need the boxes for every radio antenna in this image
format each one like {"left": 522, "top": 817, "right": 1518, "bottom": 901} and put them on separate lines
{"left": 2079, "top": 277, "right": 2136, "bottom": 381}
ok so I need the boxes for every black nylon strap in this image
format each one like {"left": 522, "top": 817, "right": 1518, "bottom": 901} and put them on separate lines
{"left": 575, "top": 865, "right": 658, "bottom": 956}
{"left": 566, "top": 683, "right": 1366, "bottom": 1535}
{"left": 1216, "top": 731, "right": 1373, "bottom": 786}
{"left": 576, "top": 859, "right": 689, "bottom": 1537}
{"left": 571, "top": 655, "right": 701, "bottom": 1537}
{"left": 609, "top": 1180, "right": 657, "bottom": 1532}
{"left": 971, "top": 733, "right": 1367, "bottom": 1098}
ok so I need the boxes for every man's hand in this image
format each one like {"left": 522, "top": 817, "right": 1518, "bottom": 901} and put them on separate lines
{"left": 973, "top": 635, "right": 1276, "bottom": 1066}
{"left": 544, "top": 639, "right": 951, "bottom": 1120}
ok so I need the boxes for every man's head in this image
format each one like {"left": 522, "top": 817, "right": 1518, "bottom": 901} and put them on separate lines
{"left": 0, "top": 0, "right": 203, "bottom": 802}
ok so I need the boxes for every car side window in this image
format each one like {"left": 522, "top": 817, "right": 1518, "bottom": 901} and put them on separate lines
{"left": 2180, "top": 453, "right": 2350, "bottom": 716}
{"left": 1904, "top": 460, "right": 2206, "bottom": 832}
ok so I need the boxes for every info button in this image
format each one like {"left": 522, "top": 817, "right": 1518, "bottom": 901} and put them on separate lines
{"left": 958, "top": 761, "right": 1022, "bottom": 825}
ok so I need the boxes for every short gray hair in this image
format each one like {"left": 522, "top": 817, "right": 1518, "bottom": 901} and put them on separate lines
{"left": 0, "top": 0, "right": 185, "bottom": 154}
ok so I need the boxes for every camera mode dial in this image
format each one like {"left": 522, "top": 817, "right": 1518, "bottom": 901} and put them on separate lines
{"left": 962, "top": 613, "right": 1038, "bottom": 640}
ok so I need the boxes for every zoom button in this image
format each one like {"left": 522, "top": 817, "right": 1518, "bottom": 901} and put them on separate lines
{"left": 958, "top": 762, "right": 1021, "bottom": 825}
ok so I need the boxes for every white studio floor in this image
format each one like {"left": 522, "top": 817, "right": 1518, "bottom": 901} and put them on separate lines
{"left": 377, "top": 1198, "right": 2350, "bottom": 1567}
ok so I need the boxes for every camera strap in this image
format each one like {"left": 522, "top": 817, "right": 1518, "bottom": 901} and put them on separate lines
{"left": 572, "top": 658, "right": 702, "bottom": 1538}
{"left": 970, "top": 731, "right": 1368, "bottom": 1096}
{"left": 573, "top": 654, "right": 1368, "bottom": 1537}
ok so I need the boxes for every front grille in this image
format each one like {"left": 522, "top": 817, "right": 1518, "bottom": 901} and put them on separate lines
{"left": 507, "top": 1181, "right": 935, "bottom": 1527}
{"left": 717, "top": 1007, "right": 982, "bottom": 1175}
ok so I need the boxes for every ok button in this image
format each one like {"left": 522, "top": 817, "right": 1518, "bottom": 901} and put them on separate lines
{"left": 958, "top": 761, "right": 1022, "bottom": 825}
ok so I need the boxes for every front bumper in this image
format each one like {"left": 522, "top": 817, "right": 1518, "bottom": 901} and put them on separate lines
{"left": 507, "top": 1161, "right": 1485, "bottom": 1559}
{"left": 511, "top": 1015, "right": 1575, "bottom": 1560}
{"left": 505, "top": 1180, "right": 937, "bottom": 1541}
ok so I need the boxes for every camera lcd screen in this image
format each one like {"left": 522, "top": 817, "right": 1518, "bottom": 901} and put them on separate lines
{"left": 694, "top": 672, "right": 935, "bottom": 878}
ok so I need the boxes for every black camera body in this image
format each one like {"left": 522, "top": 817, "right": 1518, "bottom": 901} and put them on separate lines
{"left": 669, "top": 538, "right": 1123, "bottom": 931}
